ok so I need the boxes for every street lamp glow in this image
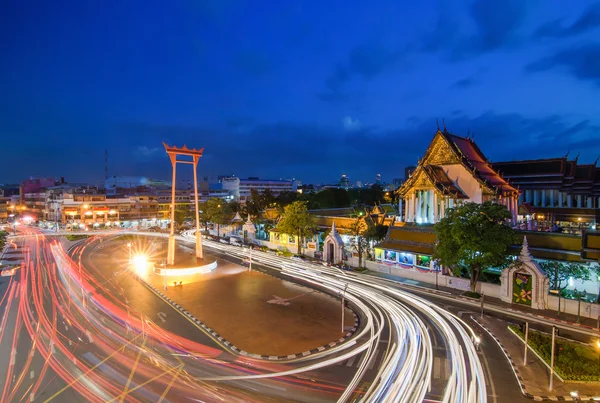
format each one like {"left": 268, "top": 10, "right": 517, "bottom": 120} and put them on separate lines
{"left": 132, "top": 254, "right": 148, "bottom": 275}
{"left": 570, "top": 391, "right": 579, "bottom": 398}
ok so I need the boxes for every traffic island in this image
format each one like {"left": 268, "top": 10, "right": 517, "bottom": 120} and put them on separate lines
{"left": 144, "top": 260, "right": 357, "bottom": 357}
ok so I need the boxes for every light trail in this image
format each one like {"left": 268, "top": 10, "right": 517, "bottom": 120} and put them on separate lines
{"left": 0, "top": 227, "right": 488, "bottom": 402}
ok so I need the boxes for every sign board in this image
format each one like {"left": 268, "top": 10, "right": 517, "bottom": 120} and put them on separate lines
{"left": 307, "top": 242, "right": 317, "bottom": 250}
{"left": 447, "top": 277, "right": 470, "bottom": 291}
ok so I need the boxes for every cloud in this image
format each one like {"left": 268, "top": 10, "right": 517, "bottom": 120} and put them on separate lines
{"left": 342, "top": 116, "right": 361, "bottom": 131}
{"left": 451, "top": 76, "right": 478, "bottom": 89}
{"left": 134, "top": 146, "right": 161, "bottom": 159}
{"left": 319, "top": 43, "right": 403, "bottom": 102}
{"left": 121, "top": 110, "right": 600, "bottom": 184}
{"left": 422, "top": 0, "right": 529, "bottom": 60}
{"left": 525, "top": 42, "right": 600, "bottom": 86}
{"left": 533, "top": 3, "right": 600, "bottom": 39}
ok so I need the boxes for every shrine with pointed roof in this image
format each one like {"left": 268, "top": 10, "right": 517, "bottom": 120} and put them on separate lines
{"left": 397, "top": 128, "right": 519, "bottom": 225}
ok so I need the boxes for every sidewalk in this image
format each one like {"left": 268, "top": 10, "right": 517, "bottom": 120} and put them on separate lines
{"left": 366, "top": 270, "right": 600, "bottom": 331}
{"left": 478, "top": 315, "right": 600, "bottom": 400}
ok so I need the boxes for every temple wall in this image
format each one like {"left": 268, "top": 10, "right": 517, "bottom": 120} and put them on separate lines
{"left": 443, "top": 164, "right": 483, "bottom": 203}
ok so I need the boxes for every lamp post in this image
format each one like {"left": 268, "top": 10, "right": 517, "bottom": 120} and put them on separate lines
{"left": 549, "top": 326, "right": 556, "bottom": 391}
{"left": 341, "top": 284, "right": 348, "bottom": 333}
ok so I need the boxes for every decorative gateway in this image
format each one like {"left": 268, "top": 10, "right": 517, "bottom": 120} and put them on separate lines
{"left": 500, "top": 237, "right": 549, "bottom": 310}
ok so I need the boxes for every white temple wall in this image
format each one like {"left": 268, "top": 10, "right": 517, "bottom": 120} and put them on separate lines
{"left": 443, "top": 164, "right": 483, "bottom": 203}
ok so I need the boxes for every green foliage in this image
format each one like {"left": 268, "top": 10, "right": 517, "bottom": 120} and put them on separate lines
{"left": 65, "top": 234, "right": 89, "bottom": 241}
{"left": 461, "top": 291, "right": 482, "bottom": 299}
{"left": 510, "top": 325, "right": 600, "bottom": 381}
{"left": 434, "top": 201, "right": 516, "bottom": 292}
{"left": 540, "top": 260, "right": 593, "bottom": 292}
{"left": 0, "top": 230, "right": 9, "bottom": 250}
{"left": 277, "top": 201, "right": 317, "bottom": 254}
{"left": 173, "top": 205, "right": 190, "bottom": 227}
{"left": 365, "top": 224, "right": 388, "bottom": 243}
{"left": 345, "top": 216, "right": 370, "bottom": 267}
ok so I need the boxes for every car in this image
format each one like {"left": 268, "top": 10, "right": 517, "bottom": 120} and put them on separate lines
{"left": 219, "top": 238, "right": 230, "bottom": 244}
{"left": 291, "top": 255, "right": 305, "bottom": 262}
{"left": 229, "top": 237, "right": 243, "bottom": 246}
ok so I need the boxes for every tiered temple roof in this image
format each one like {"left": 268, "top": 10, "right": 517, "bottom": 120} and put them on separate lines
{"left": 492, "top": 157, "right": 600, "bottom": 196}
{"left": 399, "top": 129, "right": 518, "bottom": 197}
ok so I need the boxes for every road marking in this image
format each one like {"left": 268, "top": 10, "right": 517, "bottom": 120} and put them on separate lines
{"left": 30, "top": 371, "right": 35, "bottom": 379}
{"left": 30, "top": 393, "right": 34, "bottom": 402}
{"left": 50, "top": 342, "right": 56, "bottom": 354}
{"left": 367, "top": 350, "right": 381, "bottom": 370}
{"left": 86, "top": 331, "right": 94, "bottom": 343}
{"left": 346, "top": 355, "right": 357, "bottom": 367}
{"left": 433, "top": 356, "right": 441, "bottom": 379}
{"left": 157, "top": 312, "right": 167, "bottom": 323}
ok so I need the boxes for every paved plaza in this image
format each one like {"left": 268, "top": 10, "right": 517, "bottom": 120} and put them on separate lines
{"left": 101, "top": 236, "right": 356, "bottom": 356}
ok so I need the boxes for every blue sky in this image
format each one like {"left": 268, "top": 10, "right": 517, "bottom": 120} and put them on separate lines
{"left": 1, "top": 0, "right": 599, "bottom": 184}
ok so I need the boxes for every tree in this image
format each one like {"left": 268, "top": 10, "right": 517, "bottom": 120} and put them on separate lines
{"left": 345, "top": 216, "right": 369, "bottom": 268}
{"left": 277, "top": 201, "right": 317, "bottom": 255}
{"left": 173, "top": 205, "right": 190, "bottom": 228}
{"left": 540, "top": 261, "right": 593, "bottom": 293}
{"left": 434, "top": 201, "right": 516, "bottom": 294}
{"left": 365, "top": 223, "right": 389, "bottom": 257}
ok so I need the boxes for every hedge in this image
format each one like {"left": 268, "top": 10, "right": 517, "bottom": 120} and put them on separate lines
{"left": 510, "top": 325, "right": 600, "bottom": 381}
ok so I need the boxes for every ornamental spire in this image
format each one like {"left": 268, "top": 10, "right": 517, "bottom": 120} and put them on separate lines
{"left": 519, "top": 236, "right": 533, "bottom": 263}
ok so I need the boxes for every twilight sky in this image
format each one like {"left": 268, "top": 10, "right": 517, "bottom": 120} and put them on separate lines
{"left": 1, "top": 0, "right": 599, "bottom": 185}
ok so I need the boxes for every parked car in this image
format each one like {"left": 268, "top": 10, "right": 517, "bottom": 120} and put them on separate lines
{"left": 219, "top": 237, "right": 230, "bottom": 245}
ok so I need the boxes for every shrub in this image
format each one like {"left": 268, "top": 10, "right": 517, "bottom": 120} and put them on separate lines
{"left": 461, "top": 291, "right": 481, "bottom": 299}
{"left": 510, "top": 325, "right": 600, "bottom": 381}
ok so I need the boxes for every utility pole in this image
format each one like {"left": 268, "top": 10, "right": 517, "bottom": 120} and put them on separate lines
{"left": 549, "top": 326, "right": 556, "bottom": 391}
{"left": 523, "top": 322, "right": 529, "bottom": 366}
{"left": 341, "top": 284, "right": 348, "bottom": 333}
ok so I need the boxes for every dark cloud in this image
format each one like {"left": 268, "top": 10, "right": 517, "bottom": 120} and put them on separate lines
{"left": 118, "top": 111, "right": 600, "bottom": 184}
{"left": 451, "top": 76, "right": 477, "bottom": 89}
{"left": 526, "top": 43, "right": 600, "bottom": 86}
{"left": 423, "top": 0, "right": 529, "bottom": 60}
{"left": 319, "top": 43, "right": 403, "bottom": 103}
{"left": 533, "top": 3, "right": 600, "bottom": 39}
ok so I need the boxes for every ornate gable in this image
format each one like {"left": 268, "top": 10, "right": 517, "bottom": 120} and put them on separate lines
{"left": 398, "top": 166, "right": 434, "bottom": 196}
{"left": 422, "top": 131, "right": 461, "bottom": 165}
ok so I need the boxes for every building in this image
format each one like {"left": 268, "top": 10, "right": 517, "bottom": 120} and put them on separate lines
{"left": 397, "top": 129, "right": 519, "bottom": 225}
{"left": 375, "top": 128, "right": 600, "bottom": 279}
{"left": 491, "top": 157, "right": 600, "bottom": 230}
{"left": 339, "top": 174, "right": 351, "bottom": 189}
{"left": 221, "top": 177, "right": 298, "bottom": 203}
{"left": 404, "top": 166, "right": 416, "bottom": 182}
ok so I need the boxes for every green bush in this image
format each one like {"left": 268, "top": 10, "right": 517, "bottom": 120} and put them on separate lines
{"left": 510, "top": 325, "right": 600, "bottom": 381}
{"left": 65, "top": 235, "right": 89, "bottom": 241}
{"left": 461, "top": 291, "right": 481, "bottom": 299}
{"left": 0, "top": 230, "right": 8, "bottom": 250}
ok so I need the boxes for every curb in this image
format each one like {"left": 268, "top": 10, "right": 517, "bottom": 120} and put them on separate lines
{"left": 133, "top": 270, "right": 360, "bottom": 361}
{"left": 472, "top": 317, "right": 596, "bottom": 401}
{"left": 366, "top": 272, "right": 600, "bottom": 334}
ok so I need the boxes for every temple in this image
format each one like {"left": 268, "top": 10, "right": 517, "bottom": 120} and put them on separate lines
{"left": 492, "top": 156, "right": 600, "bottom": 229}
{"left": 397, "top": 129, "right": 519, "bottom": 225}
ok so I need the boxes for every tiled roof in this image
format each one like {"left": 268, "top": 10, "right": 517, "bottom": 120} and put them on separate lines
{"left": 422, "top": 165, "right": 470, "bottom": 199}
{"left": 443, "top": 131, "right": 518, "bottom": 194}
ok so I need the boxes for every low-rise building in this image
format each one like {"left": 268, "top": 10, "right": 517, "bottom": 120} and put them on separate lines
{"left": 221, "top": 177, "right": 298, "bottom": 203}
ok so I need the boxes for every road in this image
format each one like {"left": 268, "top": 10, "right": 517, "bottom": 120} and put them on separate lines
{"left": 0, "top": 227, "right": 546, "bottom": 402}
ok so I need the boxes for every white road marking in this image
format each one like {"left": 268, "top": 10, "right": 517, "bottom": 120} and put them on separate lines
{"left": 346, "top": 355, "right": 357, "bottom": 367}
{"left": 367, "top": 350, "right": 381, "bottom": 370}
{"left": 30, "top": 371, "right": 35, "bottom": 379}
{"left": 86, "top": 330, "right": 94, "bottom": 343}
{"left": 433, "top": 356, "right": 441, "bottom": 379}
{"left": 9, "top": 348, "right": 16, "bottom": 366}
{"left": 157, "top": 312, "right": 167, "bottom": 323}
{"left": 29, "top": 392, "right": 34, "bottom": 401}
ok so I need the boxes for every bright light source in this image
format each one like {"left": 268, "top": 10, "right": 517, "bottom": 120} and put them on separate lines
{"left": 474, "top": 336, "right": 481, "bottom": 344}
{"left": 570, "top": 391, "right": 579, "bottom": 398}
{"left": 132, "top": 255, "right": 148, "bottom": 275}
